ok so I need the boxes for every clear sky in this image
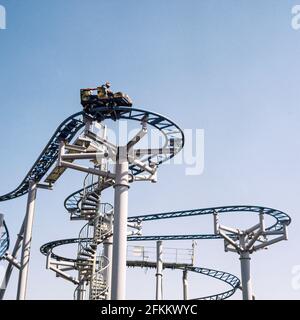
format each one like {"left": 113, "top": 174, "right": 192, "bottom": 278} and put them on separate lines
{"left": 1, "top": 0, "right": 300, "bottom": 300}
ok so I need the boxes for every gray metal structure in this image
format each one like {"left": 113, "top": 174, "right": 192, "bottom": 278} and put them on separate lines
{"left": 0, "top": 90, "right": 292, "bottom": 300}
{"left": 0, "top": 214, "right": 9, "bottom": 260}
{"left": 16, "top": 180, "right": 37, "bottom": 300}
{"left": 213, "top": 212, "right": 288, "bottom": 300}
{"left": 53, "top": 108, "right": 181, "bottom": 299}
{"left": 155, "top": 241, "right": 163, "bottom": 300}
{"left": 41, "top": 238, "right": 241, "bottom": 300}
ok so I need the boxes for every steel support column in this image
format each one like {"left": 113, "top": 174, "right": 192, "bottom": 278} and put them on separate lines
{"left": 76, "top": 283, "right": 85, "bottom": 300}
{"left": 16, "top": 180, "right": 37, "bottom": 300}
{"left": 183, "top": 269, "right": 188, "bottom": 300}
{"left": 111, "top": 150, "right": 129, "bottom": 300}
{"left": 156, "top": 240, "right": 163, "bottom": 300}
{"left": 0, "top": 219, "right": 25, "bottom": 300}
{"left": 240, "top": 251, "right": 252, "bottom": 300}
{"left": 103, "top": 214, "right": 113, "bottom": 300}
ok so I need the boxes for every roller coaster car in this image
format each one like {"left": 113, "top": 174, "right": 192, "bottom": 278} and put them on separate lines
{"left": 111, "top": 92, "right": 133, "bottom": 107}
{"left": 80, "top": 89, "right": 133, "bottom": 113}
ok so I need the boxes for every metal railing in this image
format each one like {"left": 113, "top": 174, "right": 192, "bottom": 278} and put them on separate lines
{"left": 127, "top": 245, "right": 194, "bottom": 265}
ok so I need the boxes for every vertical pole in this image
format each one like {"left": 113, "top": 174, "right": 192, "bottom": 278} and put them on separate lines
{"left": 17, "top": 180, "right": 37, "bottom": 300}
{"left": 76, "top": 254, "right": 84, "bottom": 300}
{"left": 103, "top": 213, "right": 113, "bottom": 300}
{"left": 156, "top": 240, "right": 163, "bottom": 300}
{"left": 0, "top": 219, "right": 25, "bottom": 300}
{"left": 183, "top": 269, "right": 188, "bottom": 300}
{"left": 240, "top": 251, "right": 252, "bottom": 300}
{"left": 76, "top": 282, "right": 85, "bottom": 300}
{"left": 111, "top": 147, "right": 129, "bottom": 300}
{"left": 89, "top": 217, "right": 98, "bottom": 301}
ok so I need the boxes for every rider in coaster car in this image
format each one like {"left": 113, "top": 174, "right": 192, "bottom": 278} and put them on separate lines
{"left": 80, "top": 82, "right": 133, "bottom": 112}
{"left": 97, "top": 82, "right": 113, "bottom": 99}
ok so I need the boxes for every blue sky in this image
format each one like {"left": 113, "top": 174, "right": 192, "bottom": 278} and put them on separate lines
{"left": 1, "top": 0, "right": 300, "bottom": 299}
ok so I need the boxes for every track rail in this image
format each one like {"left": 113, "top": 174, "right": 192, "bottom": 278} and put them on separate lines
{"left": 40, "top": 237, "right": 240, "bottom": 300}
{"left": 128, "top": 205, "right": 291, "bottom": 235}
{"left": 0, "top": 220, "right": 9, "bottom": 259}
{"left": 1, "top": 107, "right": 290, "bottom": 299}
{"left": 0, "top": 106, "right": 184, "bottom": 205}
{"left": 186, "top": 266, "right": 240, "bottom": 300}
{"left": 40, "top": 203, "right": 291, "bottom": 298}
{"left": 0, "top": 112, "right": 85, "bottom": 202}
{"left": 64, "top": 106, "right": 185, "bottom": 213}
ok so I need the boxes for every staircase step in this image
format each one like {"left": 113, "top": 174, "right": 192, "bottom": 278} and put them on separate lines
{"left": 78, "top": 252, "right": 94, "bottom": 258}
{"left": 90, "top": 192, "right": 100, "bottom": 198}
{"left": 86, "top": 197, "right": 99, "bottom": 204}
{"left": 85, "top": 248, "right": 96, "bottom": 254}
{"left": 81, "top": 210, "right": 97, "bottom": 215}
{"left": 77, "top": 261, "right": 94, "bottom": 266}
{"left": 82, "top": 202, "right": 98, "bottom": 207}
{"left": 81, "top": 206, "right": 98, "bottom": 214}
{"left": 82, "top": 200, "right": 99, "bottom": 206}
{"left": 78, "top": 255, "right": 94, "bottom": 260}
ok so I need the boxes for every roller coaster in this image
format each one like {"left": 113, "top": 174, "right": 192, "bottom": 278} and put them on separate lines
{"left": 0, "top": 86, "right": 291, "bottom": 300}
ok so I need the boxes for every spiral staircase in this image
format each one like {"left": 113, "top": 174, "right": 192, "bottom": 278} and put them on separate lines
{"left": 72, "top": 173, "right": 114, "bottom": 300}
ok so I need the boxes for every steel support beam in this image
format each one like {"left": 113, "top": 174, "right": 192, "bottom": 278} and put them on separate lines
{"left": 240, "top": 250, "right": 252, "bottom": 300}
{"left": 4, "top": 253, "right": 21, "bottom": 269}
{"left": 111, "top": 151, "right": 129, "bottom": 300}
{"left": 17, "top": 180, "right": 37, "bottom": 300}
{"left": 0, "top": 219, "right": 25, "bottom": 300}
{"left": 103, "top": 233, "right": 113, "bottom": 300}
{"left": 156, "top": 240, "right": 163, "bottom": 300}
{"left": 183, "top": 269, "right": 188, "bottom": 300}
{"left": 49, "top": 266, "right": 79, "bottom": 285}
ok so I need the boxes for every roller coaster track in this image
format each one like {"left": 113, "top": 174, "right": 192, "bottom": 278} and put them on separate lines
{"left": 0, "top": 106, "right": 184, "bottom": 203}
{"left": 0, "top": 106, "right": 291, "bottom": 300}
{"left": 40, "top": 237, "right": 240, "bottom": 300}
{"left": 0, "top": 220, "right": 9, "bottom": 259}
{"left": 0, "top": 105, "right": 186, "bottom": 300}
{"left": 62, "top": 204, "right": 291, "bottom": 244}
{"left": 127, "top": 261, "right": 240, "bottom": 301}
{"left": 0, "top": 112, "right": 85, "bottom": 202}
{"left": 185, "top": 266, "right": 240, "bottom": 300}
{"left": 40, "top": 203, "right": 291, "bottom": 299}
{"left": 128, "top": 205, "right": 291, "bottom": 235}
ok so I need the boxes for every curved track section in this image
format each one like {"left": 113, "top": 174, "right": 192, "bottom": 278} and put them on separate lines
{"left": 41, "top": 204, "right": 291, "bottom": 298}
{"left": 91, "top": 106, "right": 185, "bottom": 172}
{"left": 64, "top": 106, "right": 185, "bottom": 213}
{"left": 0, "top": 220, "right": 9, "bottom": 259}
{"left": 0, "top": 107, "right": 184, "bottom": 205}
{"left": 40, "top": 238, "right": 85, "bottom": 263}
{"left": 40, "top": 238, "right": 240, "bottom": 300}
{"left": 0, "top": 112, "right": 85, "bottom": 202}
{"left": 128, "top": 205, "right": 291, "bottom": 239}
{"left": 186, "top": 266, "right": 240, "bottom": 300}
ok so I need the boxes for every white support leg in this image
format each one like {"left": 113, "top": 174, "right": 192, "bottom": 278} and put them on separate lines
{"left": 103, "top": 214, "right": 113, "bottom": 300}
{"left": 156, "top": 240, "right": 163, "bottom": 300}
{"left": 240, "top": 251, "right": 252, "bottom": 300}
{"left": 17, "top": 180, "right": 37, "bottom": 300}
{"left": 183, "top": 269, "right": 188, "bottom": 300}
{"left": 111, "top": 152, "right": 129, "bottom": 300}
{"left": 0, "top": 219, "right": 25, "bottom": 300}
